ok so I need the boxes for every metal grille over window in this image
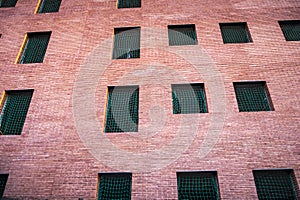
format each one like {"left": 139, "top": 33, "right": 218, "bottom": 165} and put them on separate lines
{"left": 0, "top": 0, "right": 17, "bottom": 7}
{"left": 38, "top": 0, "right": 61, "bottom": 13}
{"left": 19, "top": 32, "right": 51, "bottom": 64}
{"left": 279, "top": 20, "right": 300, "bottom": 41}
{"left": 233, "top": 81, "right": 273, "bottom": 112}
{"left": 118, "top": 0, "right": 141, "bottom": 8}
{"left": 177, "top": 172, "right": 220, "bottom": 200}
{"left": 0, "top": 90, "right": 33, "bottom": 135}
{"left": 0, "top": 174, "right": 8, "bottom": 198}
{"left": 172, "top": 83, "right": 208, "bottom": 114}
{"left": 113, "top": 27, "right": 140, "bottom": 59}
{"left": 253, "top": 169, "right": 300, "bottom": 200}
{"left": 220, "top": 22, "right": 252, "bottom": 43}
{"left": 168, "top": 24, "right": 198, "bottom": 46}
{"left": 105, "top": 86, "right": 139, "bottom": 133}
{"left": 97, "top": 173, "right": 132, "bottom": 200}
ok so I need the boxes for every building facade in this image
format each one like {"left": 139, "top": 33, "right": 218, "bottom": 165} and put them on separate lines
{"left": 0, "top": 0, "right": 299, "bottom": 199}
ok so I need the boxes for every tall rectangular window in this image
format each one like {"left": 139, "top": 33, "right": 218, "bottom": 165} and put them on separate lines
{"left": 0, "top": 0, "right": 17, "bottom": 7}
{"left": 279, "top": 20, "right": 300, "bottom": 41}
{"left": 220, "top": 22, "right": 252, "bottom": 43}
{"left": 105, "top": 86, "right": 139, "bottom": 133}
{"left": 18, "top": 32, "right": 51, "bottom": 64}
{"left": 177, "top": 171, "right": 220, "bottom": 200}
{"left": 36, "top": 0, "right": 62, "bottom": 13}
{"left": 113, "top": 27, "right": 140, "bottom": 59}
{"left": 172, "top": 83, "right": 208, "bottom": 114}
{"left": 168, "top": 24, "right": 198, "bottom": 46}
{"left": 233, "top": 81, "right": 273, "bottom": 112}
{"left": 0, "top": 174, "right": 8, "bottom": 198}
{"left": 97, "top": 173, "right": 132, "bottom": 200}
{"left": 117, "top": 0, "right": 141, "bottom": 8}
{"left": 0, "top": 90, "right": 34, "bottom": 135}
{"left": 253, "top": 169, "right": 299, "bottom": 200}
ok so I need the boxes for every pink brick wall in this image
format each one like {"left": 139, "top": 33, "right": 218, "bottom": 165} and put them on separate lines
{"left": 0, "top": 0, "right": 299, "bottom": 199}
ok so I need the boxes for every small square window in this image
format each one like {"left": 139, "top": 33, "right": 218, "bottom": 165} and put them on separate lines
{"left": 168, "top": 24, "right": 198, "bottom": 46}
{"left": 17, "top": 32, "right": 51, "bottom": 64}
{"left": 105, "top": 86, "right": 139, "bottom": 133}
{"left": 117, "top": 0, "right": 141, "bottom": 8}
{"left": 0, "top": 89, "right": 34, "bottom": 135}
{"left": 253, "top": 169, "right": 300, "bottom": 200}
{"left": 97, "top": 173, "right": 132, "bottom": 200}
{"left": 177, "top": 171, "right": 220, "bottom": 200}
{"left": 36, "top": 0, "right": 62, "bottom": 13}
{"left": 220, "top": 22, "right": 252, "bottom": 43}
{"left": 113, "top": 27, "right": 140, "bottom": 59}
{"left": 279, "top": 20, "right": 300, "bottom": 41}
{"left": 172, "top": 83, "right": 208, "bottom": 114}
{"left": 233, "top": 81, "right": 273, "bottom": 112}
{"left": 0, "top": 0, "right": 17, "bottom": 7}
{"left": 0, "top": 174, "right": 8, "bottom": 198}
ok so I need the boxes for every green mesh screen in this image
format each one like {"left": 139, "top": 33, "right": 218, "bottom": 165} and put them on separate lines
{"left": 279, "top": 20, "right": 300, "bottom": 41}
{"left": 172, "top": 83, "right": 207, "bottom": 114}
{"left": 253, "top": 170, "right": 299, "bottom": 200}
{"left": 38, "top": 0, "right": 61, "bottom": 13}
{"left": 168, "top": 24, "right": 198, "bottom": 46}
{"left": 98, "top": 173, "right": 132, "bottom": 200}
{"left": 234, "top": 82, "right": 273, "bottom": 112}
{"left": 19, "top": 32, "right": 51, "bottom": 64}
{"left": 0, "top": 0, "right": 17, "bottom": 7}
{"left": 177, "top": 172, "right": 220, "bottom": 200}
{"left": 113, "top": 27, "right": 140, "bottom": 59}
{"left": 220, "top": 23, "right": 252, "bottom": 43}
{"left": 118, "top": 0, "right": 141, "bottom": 8}
{"left": 0, "top": 174, "right": 8, "bottom": 198}
{"left": 105, "top": 86, "right": 139, "bottom": 132}
{"left": 0, "top": 90, "right": 33, "bottom": 135}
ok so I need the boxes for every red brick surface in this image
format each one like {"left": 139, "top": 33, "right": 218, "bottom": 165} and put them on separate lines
{"left": 0, "top": 0, "right": 299, "bottom": 199}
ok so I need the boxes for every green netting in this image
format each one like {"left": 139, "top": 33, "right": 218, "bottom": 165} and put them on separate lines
{"left": 234, "top": 82, "right": 272, "bottom": 112}
{"left": 20, "top": 32, "right": 51, "bottom": 64}
{"left": 98, "top": 173, "right": 132, "bottom": 200}
{"left": 279, "top": 20, "right": 300, "bottom": 41}
{"left": 0, "top": 174, "right": 8, "bottom": 198}
{"left": 0, "top": 90, "right": 33, "bottom": 135}
{"left": 253, "top": 170, "right": 299, "bottom": 200}
{"left": 220, "top": 23, "right": 251, "bottom": 43}
{"left": 38, "top": 0, "right": 61, "bottom": 13}
{"left": 118, "top": 0, "right": 141, "bottom": 8}
{"left": 0, "top": 0, "right": 17, "bottom": 7}
{"left": 113, "top": 27, "right": 140, "bottom": 59}
{"left": 172, "top": 84, "right": 207, "bottom": 114}
{"left": 168, "top": 25, "right": 198, "bottom": 46}
{"left": 105, "top": 86, "right": 139, "bottom": 132}
{"left": 177, "top": 172, "right": 220, "bottom": 200}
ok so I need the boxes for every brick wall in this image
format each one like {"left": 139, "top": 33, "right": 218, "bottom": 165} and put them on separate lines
{"left": 0, "top": 0, "right": 299, "bottom": 199}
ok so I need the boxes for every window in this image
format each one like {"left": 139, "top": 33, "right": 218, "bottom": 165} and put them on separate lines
{"left": 177, "top": 171, "right": 220, "bottom": 200}
{"left": 220, "top": 22, "right": 252, "bottom": 43}
{"left": 0, "top": 0, "right": 17, "bottom": 7}
{"left": 0, "top": 174, "right": 8, "bottom": 198}
{"left": 172, "top": 83, "right": 208, "bottom": 114}
{"left": 117, "top": 0, "right": 141, "bottom": 8}
{"left": 97, "top": 173, "right": 132, "bottom": 200}
{"left": 36, "top": 0, "right": 62, "bottom": 13}
{"left": 113, "top": 27, "right": 140, "bottom": 59}
{"left": 253, "top": 169, "right": 299, "bottom": 200}
{"left": 104, "top": 86, "right": 139, "bottom": 133}
{"left": 233, "top": 81, "right": 273, "bottom": 112}
{"left": 279, "top": 20, "right": 300, "bottom": 41}
{"left": 168, "top": 24, "right": 198, "bottom": 46}
{"left": 17, "top": 32, "right": 51, "bottom": 64}
{"left": 0, "top": 89, "right": 34, "bottom": 135}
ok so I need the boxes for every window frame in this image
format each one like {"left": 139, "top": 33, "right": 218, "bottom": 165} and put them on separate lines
{"left": 168, "top": 24, "right": 198, "bottom": 46}
{"left": 219, "top": 22, "right": 252, "bottom": 44}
